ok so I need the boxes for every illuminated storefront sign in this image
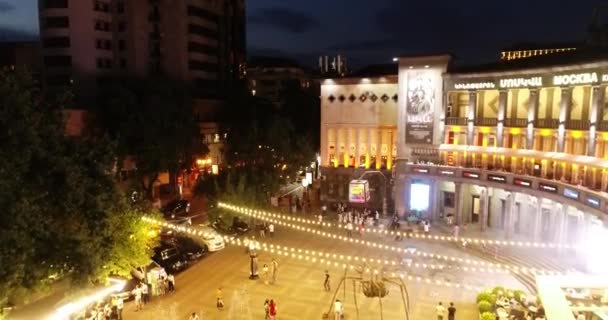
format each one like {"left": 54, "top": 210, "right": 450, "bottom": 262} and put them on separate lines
{"left": 499, "top": 77, "right": 543, "bottom": 88}
{"left": 405, "top": 69, "right": 439, "bottom": 144}
{"left": 410, "top": 182, "right": 430, "bottom": 211}
{"left": 487, "top": 174, "right": 506, "bottom": 183}
{"left": 585, "top": 196, "right": 600, "bottom": 208}
{"left": 539, "top": 183, "right": 558, "bottom": 193}
{"left": 454, "top": 82, "right": 495, "bottom": 90}
{"left": 439, "top": 170, "right": 455, "bottom": 176}
{"left": 349, "top": 180, "right": 370, "bottom": 203}
{"left": 563, "top": 188, "right": 579, "bottom": 200}
{"left": 412, "top": 167, "right": 429, "bottom": 174}
{"left": 514, "top": 178, "right": 532, "bottom": 187}
{"left": 553, "top": 72, "right": 599, "bottom": 86}
{"left": 462, "top": 171, "right": 480, "bottom": 179}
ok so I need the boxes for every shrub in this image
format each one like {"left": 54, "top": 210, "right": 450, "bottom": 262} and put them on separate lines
{"left": 513, "top": 290, "right": 526, "bottom": 303}
{"left": 480, "top": 312, "right": 496, "bottom": 320}
{"left": 478, "top": 300, "right": 493, "bottom": 314}
{"left": 477, "top": 291, "right": 493, "bottom": 304}
{"left": 492, "top": 286, "right": 505, "bottom": 296}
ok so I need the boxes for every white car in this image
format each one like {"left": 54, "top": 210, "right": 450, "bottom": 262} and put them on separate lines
{"left": 199, "top": 226, "right": 225, "bottom": 252}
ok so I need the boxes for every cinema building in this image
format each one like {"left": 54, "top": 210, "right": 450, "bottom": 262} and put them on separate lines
{"left": 320, "top": 51, "right": 608, "bottom": 243}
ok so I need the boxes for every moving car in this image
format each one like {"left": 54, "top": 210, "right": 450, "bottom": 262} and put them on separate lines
{"left": 161, "top": 199, "right": 190, "bottom": 219}
{"left": 152, "top": 243, "right": 188, "bottom": 274}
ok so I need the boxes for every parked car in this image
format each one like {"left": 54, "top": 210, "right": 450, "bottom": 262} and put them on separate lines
{"left": 198, "top": 226, "right": 225, "bottom": 252}
{"left": 231, "top": 216, "right": 250, "bottom": 234}
{"left": 211, "top": 218, "right": 237, "bottom": 236}
{"left": 162, "top": 235, "right": 207, "bottom": 261}
{"left": 110, "top": 277, "right": 140, "bottom": 301}
{"left": 152, "top": 243, "right": 188, "bottom": 274}
{"left": 161, "top": 199, "right": 190, "bottom": 219}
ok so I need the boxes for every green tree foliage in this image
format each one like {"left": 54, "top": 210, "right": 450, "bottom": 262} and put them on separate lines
{"left": 0, "top": 70, "right": 160, "bottom": 310}
{"left": 95, "top": 77, "right": 208, "bottom": 198}
{"left": 480, "top": 312, "right": 497, "bottom": 320}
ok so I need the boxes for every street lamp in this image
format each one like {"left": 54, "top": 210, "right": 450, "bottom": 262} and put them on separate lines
{"left": 357, "top": 171, "right": 388, "bottom": 217}
{"left": 249, "top": 251, "right": 259, "bottom": 280}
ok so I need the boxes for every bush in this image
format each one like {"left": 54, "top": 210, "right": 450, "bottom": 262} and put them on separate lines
{"left": 492, "top": 286, "right": 505, "bottom": 296}
{"left": 480, "top": 312, "right": 496, "bottom": 320}
{"left": 478, "top": 300, "right": 492, "bottom": 314}
{"left": 513, "top": 290, "right": 526, "bottom": 303}
{"left": 476, "top": 291, "right": 496, "bottom": 304}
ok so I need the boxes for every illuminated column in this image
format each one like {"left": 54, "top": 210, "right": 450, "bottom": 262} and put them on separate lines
{"left": 505, "top": 192, "right": 515, "bottom": 240}
{"left": 431, "top": 179, "right": 441, "bottom": 222}
{"left": 321, "top": 124, "right": 328, "bottom": 166}
{"left": 557, "top": 87, "right": 572, "bottom": 153}
{"left": 527, "top": 89, "right": 539, "bottom": 149}
{"left": 480, "top": 187, "right": 489, "bottom": 232}
{"left": 554, "top": 204, "right": 566, "bottom": 244}
{"left": 455, "top": 182, "right": 464, "bottom": 227}
{"left": 467, "top": 91, "right": 477, "bottom": 145}
{"left": 533, "top": 197, "right": 543, "bottom": 242}
{"left": 588, "top": 86, "right": 604, "bottom": 156}
{"left": 387, "top": 130, "right": 394, "bottom": 169}
{"left": 497, "top": 90, "right": 508, "bottom": 147}
{"left": 366, "top": 128, "right": 372, "bottom": 169}
{"left": 355, "top": 128, "right": 361, "bottom": 168}
{"left": 375, "top": 129, "right": 382, "bottom": 169}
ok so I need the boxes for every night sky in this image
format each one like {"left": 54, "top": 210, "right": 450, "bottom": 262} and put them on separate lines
{"left": 0, "top": 0, "right": 602, "bottom": 69}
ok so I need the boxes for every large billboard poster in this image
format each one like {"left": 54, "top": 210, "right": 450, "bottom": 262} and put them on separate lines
{"left": 405, "top": 70, "right": 435, "bottom": 144}
{"left": 349, "top": 180, "right": 370, "bottom": 203}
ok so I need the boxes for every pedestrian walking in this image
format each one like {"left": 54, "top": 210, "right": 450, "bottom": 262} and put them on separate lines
{"left": 423, "top": 220, "right": 430, "bottom": 234}
{"left": 216, "top": 287, "right": 225, "bottom": 310}
{"left": 318, "top": 214, "right": 323, "bottom": 225}
{"left": 133, "top": 284, "right": 142, "bottom": 311}
{"left": 189, "top": 312, "right": 199, "bottom": 320}
{"left": 268, "top": 223, "right": 275, "bottom": 238}
{"left": 446, "top": 213, "right": 454, "bottom": 225}
{"left": 271, "top": 258, "right": 279, "bottom": 284}
{"left": 168, "top": 274, "right": 175, "bottom": 292}
{"left": 448, "top": 302, "right": 456, "bottom": 320}
{"left": 346, "top": 222, "right": 353, "bottom": 237}
{"left": 436, "top": 302, "right": 445, "bottom": 320}
{"left": 338, "top": 212, "right": 343, "bottom": 224}
{"left": 116, "top": 297, "right": 123, "bottom": 320}
{"left": 269, "top": 299, "right": 277, "bottom": 320}
{"left": 324, "top": 270, "right": 331, "bottom": 291}
{"left": 262, "top": 264, "right": 269, "bottom": 284}
{"left": 141, "top": 281, "right": 149, "bottom": 304}
{"left": 158, "top": 276, "right": 166, "bottom": 296}
{"left": 453, "top": 225, "right": 460, "bottom": 238}
{"left": 264, "top": 299, "right": 270, "bottom": 320}
{"left": 259, "top": 223, "right": 266, "bottom": 238}
{"left": 334, "top": 299, "right": 343, "bottom": 320}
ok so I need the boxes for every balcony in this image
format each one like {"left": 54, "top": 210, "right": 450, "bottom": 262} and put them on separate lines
{"left": 535, "top": 118, "right": 559, "bottom": 129}
{"left": 597, "top": 121, "right": 608, "bottom": 132}
{"left": 566, "top": 119, "right": 590, "bottom": 130}
{"left": 445, "top": 117, "right": 467, "bottom": 125}
{"left": 475, "top": 118, "right": 498, "bottom": 126}
{"left": 504, "top": 118, "right": 527, "bottom": 127}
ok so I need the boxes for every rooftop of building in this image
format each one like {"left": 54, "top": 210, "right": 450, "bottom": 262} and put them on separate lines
{"left": 500, "top": 41, "right": 581, "bottom": 51}
{"left": 247, "top": 56, "right": 304, "bottom": 69}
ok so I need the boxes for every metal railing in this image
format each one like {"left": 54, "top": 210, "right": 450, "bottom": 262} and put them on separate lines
{"left": 535, "top": 118, "right": 559, "bottom": 129}
{"left": 504, "top": 118, "right": 527, "bottom": 127}
{"left": 565, "top": 119, "right": 590, "bottom": 130}
{"left": 445, "top": 117, "right": 467, "bottom": 125}
{"left": 597, "top": 121, "right": 608, "bottom": 132}
{"left": 475, "top": 118, "right": 498, "bottom": 126}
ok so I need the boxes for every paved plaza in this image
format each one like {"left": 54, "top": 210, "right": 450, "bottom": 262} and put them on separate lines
{"left": 122, "top": 218, "right": 526, "bottom": 320}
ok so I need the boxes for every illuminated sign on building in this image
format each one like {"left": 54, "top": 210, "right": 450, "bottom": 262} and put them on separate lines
{"left": 563, "top": 188, "right": 579, "bottom": 200}
{"left": 462, "top": 171, "right": 480, "bottom": 179}
{"left": 412, "top": 168, "right": 429, "bottom": 174}
{"left": 405, "top": 69, "right": 437, "bottom": 144}
{"left": 539, "top": 183, "right": 558, "bottom": 193}
{"left": 439, "top": 170, "right": 455, "bottom": 176}
{"left": 487, "top": 174, "right": 506, "bottom": 183}
{"left": 514, "top": 178, "right": 532, "bottom": 187}
{"left": 553, "top": 72, "right": 599, "bottom": 86}
{"left": 585, "top": 196, "right": 600, "bottom": 208}
{"left": 499, "top": 77, "right": 543, "bottom": 88}
{"left": 454, "top": 82, "right": 495, "bottom": 90}
{"left": 348, "top": 180, "right": 370, "bottom": 203}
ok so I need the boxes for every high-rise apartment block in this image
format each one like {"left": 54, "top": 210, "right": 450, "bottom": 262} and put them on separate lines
{"left": 38, "top": 0, "right": 246, "bottom": 104}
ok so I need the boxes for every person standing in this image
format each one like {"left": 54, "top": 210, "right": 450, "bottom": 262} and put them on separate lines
{"left": 168, "top": 273, "right": 175, "bottom": 292}
{"left": 262, "top": 264, "right": 269, "bottom": 284}
{"left": 436, "top": 302, "right": 445, "bottom": 320}
{"left": 216, "top": 287, "right": 224, "bottom": 310}
{"left": 318, "top": 213, "right": 323, "bottom": 225}
{"left": 334, "top": 299, "right": 343, "bottom": 320}
{"left": 269, "top": 299, "right": 277, "bottom": 319}
{"left": 448, "top": 302, "right": 456, "bottom": 320}
{"left": 268, "top": 223, "right": 275, "bottom": 238}
{"left": 141, "top": 281, "right": 149, "bottom": 304}
{"left": 264, "top": 299, "right": 270, "bottom": 320}
{"left": 189, "top": 312, "right": 199, "bottom": 320}
{"left": 423, "top": 220, "right": 430, "bottom": 234}
{"left": 259, "top": 223, "right": 266, "bottom": 238}
{"left": 324, "top": 270, "right": 331, "bottom": 291}
{"left": 322, "top": 204, "right": 327, "bottom": 216}
{"left": 116, "top": 297, "right": 123, "bottom": 320}
{"left": 133, "top": 284, "right": 142, "bottom": 311}
{"left": 453, "top": 225, "right": 460, "bottom": 238}
{"left": 271, "top": 258, "right": 279, "bottom": 284}
{"left": 346, "top": 222, "right": 353, "bottom": 237}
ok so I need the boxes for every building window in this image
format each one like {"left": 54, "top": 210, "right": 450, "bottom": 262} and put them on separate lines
{"left": 120, "top": 59, "right": 127, "bottom": 69}
{"left": 44, "top": 55, "right": 72, "bottom": 67}
{"left": 187, "top": 24, "right": 218, "bottom": 39}
{"left": 43, "top": 36, "right": 70, "bottom": 48}
{"left": 116, "top": 2, "right": 125, "bottom": 13}
{"left": 94, "top": 20, "right": 111, "bottom": 31}
{"left": 44, "top": 16, "right": 69, "bottom": 28}
{"left": 117, "top": 21, "right": 126, "bottom": 32}
{"left": 44, "top": 0, "right": 68, "bottom": 8}
{"left": 187, "top": 41, "right": 217, "bottom": 55}
{"left": 188, "top": 60, "right": 218, "bottom": 73}
{"left": 118, "top": 40, "right": 126, "bottom": 51}
{"left": 93, "top": 1, "right": 110, "bottom": 12}
{"left": 96, "top": 58, "right": 112, "bottom": 69}
{"left": 187, "top": 5, "right": 219, "bottom": 23}
{"left": 95, "top": 39, "right": 112, "bottom": 50}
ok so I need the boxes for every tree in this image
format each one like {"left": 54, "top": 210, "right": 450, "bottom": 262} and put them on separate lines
{"left": 0, "top": 69, "right": 160, "bottom": 312}
{"left": 96, "top": 77, "right": 208, "bottom": 199}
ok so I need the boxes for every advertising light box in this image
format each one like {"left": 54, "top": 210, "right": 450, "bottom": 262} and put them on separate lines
{"left": 349, "top": 180, "right": 370, "bottom": 204}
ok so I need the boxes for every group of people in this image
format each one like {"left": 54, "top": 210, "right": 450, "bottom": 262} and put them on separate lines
{"left": 261, "top": 258, "right": 280, "bottom": 285}
{"left": 335, "top": 203, "right": 380, "bottom": 238}
{"left": 81, "top": 297, "right": 122, "bottom": 320}
{"left": 263, "top": 299, "right": 278, "bottom": 319}
{"left": 435, "top": 302, "right": 457, "bottom": 320}
{"left": 257, "top": 221, "right": 275, "bottom": 238}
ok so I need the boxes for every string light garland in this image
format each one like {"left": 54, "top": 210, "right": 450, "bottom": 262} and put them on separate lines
{"left": 218, "top": 203, "right": 577, "bottom": 250}
{"left": 214, "top": 206, "right": 571, "bottom": 275}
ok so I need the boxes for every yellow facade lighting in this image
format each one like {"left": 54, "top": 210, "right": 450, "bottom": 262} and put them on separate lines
{"left": 571, "top": 131, "right": 582, "bottom": 139}
{"left": 480, "top": 127, "right": 490, "bottom": 133}
{"left": 452, "top": 126, "right": 461, "bottom": 133}
{"left": 540, "top": 129, "right": 552, "bottom": 137}
{"left": 510, "top": 128, "right": 521, "bottom": 134}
